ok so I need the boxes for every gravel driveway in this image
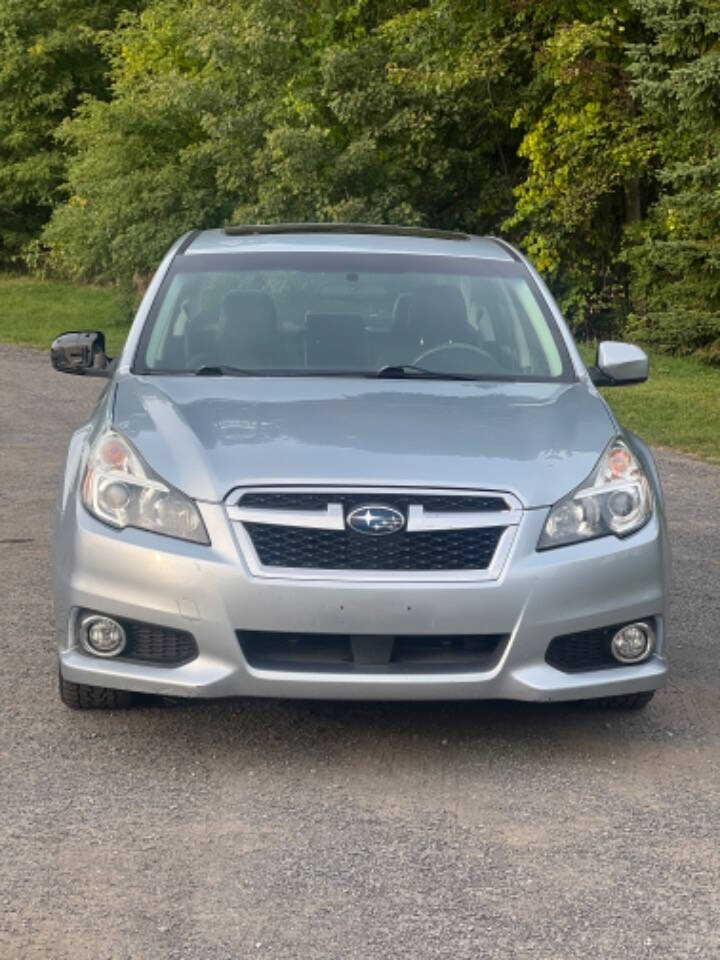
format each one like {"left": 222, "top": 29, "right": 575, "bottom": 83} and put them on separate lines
{"left": 1, "top": 343, "right": 719, "bottom": 960}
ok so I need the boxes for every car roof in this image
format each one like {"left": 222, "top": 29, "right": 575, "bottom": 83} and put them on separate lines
{"left": 184, "top": 224, "right": 516, "bottom": 261}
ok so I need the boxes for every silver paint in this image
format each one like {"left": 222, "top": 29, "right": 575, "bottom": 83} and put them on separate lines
{"left": 53, "top": 228, "right": 670, "bottom": 702}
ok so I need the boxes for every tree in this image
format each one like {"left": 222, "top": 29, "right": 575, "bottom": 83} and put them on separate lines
{"left": 503, "top": 4, "right": 654, "bottom": 338}
{"left": 43, "top": 0, "right": 545, "bottom": 284}
{"left": 41, "top": 0, "right": 321, "bottom": 282}
{"left": 0, "top": 0, "right": 144, "bottom": 267}
{"left": 625, "top": 0, "right": 720, "bottom": 361}
{"left": 240, "top": 0, "right": 530, "bottom": 234}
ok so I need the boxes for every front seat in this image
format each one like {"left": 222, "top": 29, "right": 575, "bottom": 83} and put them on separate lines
{"left": 220, "top": 290, "right": 279, "bottom": 368}
{"left": 394, "top": 285, "right": 474, "bottom": 356}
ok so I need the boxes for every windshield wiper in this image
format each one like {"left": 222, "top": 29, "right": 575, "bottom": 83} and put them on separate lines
{"left": 373, "top": 364, "right": 482, "bottom": 381}
{"left": 188, "top": 363, "right": 485, "bottom": 380}
{"left": 192, "top": 365, "right": 254, "bottom": 377}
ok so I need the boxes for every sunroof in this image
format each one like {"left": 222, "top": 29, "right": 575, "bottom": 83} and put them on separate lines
{"left": 222, "top": 222, "right": 471, "bottom": 241}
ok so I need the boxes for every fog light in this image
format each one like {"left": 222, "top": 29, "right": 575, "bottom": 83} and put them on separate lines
{"left": 611, "top": 622, "right": 653, "bottom": 664}
{"left": 79, "top": 614, "right": 127, "bottom": 658}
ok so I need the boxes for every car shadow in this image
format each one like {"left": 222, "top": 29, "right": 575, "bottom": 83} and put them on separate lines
{"left": 126, "top": 690, "right": 661, "bottom": 758}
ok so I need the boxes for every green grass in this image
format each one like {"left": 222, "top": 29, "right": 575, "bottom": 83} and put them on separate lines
{"left": 0, "top": 274, "right": 718, "bottom": 462}
{"left": 0, "top": 275, "right": 133, "bottom": 356}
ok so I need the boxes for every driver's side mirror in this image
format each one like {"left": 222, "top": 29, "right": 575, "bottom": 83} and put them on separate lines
{"left": 50, "top": 331, "right": 113, "bottom": 378}
{"left": 589, "top": 341, "right": 648, "bottom": 387}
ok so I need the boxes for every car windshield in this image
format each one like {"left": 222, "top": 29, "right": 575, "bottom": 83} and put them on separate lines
{"left": 135, "top": 251, "right": 572, "bottom": 381}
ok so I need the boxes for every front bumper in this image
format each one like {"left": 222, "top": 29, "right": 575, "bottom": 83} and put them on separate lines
{"left": 54, "top": 499, "right": 669, "bottom": 702}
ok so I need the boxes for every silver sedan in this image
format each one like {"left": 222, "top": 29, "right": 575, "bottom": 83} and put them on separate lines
{"left": 50, "top": 224, "right": 669, "bottom": 709}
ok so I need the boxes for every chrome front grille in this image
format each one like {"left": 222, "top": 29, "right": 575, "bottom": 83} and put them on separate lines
{"left": 226, "top": 487, "right": 522, "bottom": 581}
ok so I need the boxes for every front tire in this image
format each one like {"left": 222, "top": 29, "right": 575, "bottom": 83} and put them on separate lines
{"left": 58, "top": 669, "right": 135, "bottom": 710}
{"left": 586, "top": 690, "right": 655, "bottom": 710}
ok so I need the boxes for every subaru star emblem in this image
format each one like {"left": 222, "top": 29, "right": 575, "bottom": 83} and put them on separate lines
{"left": 346, "top": 505, "right": 405, "bottom": 536}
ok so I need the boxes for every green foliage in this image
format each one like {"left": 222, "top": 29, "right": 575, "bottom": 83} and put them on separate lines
{"left": 41, "top": 0, "right": 321, "bottom": 282}
{"left": 505, "top": 5, "right": 655, "bottom": 338}
{"left": 241, "top": 1, "right": 529, "bottom": 232}
{"left": 41, "top": 0, "right": 536, "bottom": 280}
{"left": 624, "top": 0, "right": 720, "bottom": 362}
{"left": 0, "top": 0, "right": 144, "bottom": 267}
{"left": 41, "top": 1, "right": 236, "bottom": 282}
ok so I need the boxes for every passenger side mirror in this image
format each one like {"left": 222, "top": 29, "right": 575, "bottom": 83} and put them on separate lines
{"left": 589, "top": 341, "right": 648, "bottom": 387}
{"left": 50, "top": 331, "right": 113, "bottom": 378}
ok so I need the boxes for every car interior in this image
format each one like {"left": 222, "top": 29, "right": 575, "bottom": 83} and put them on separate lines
{"left": 146, "top": 271, "right": 562, "bottom": 378}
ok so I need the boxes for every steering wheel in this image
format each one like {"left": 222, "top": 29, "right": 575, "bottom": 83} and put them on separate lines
{"left": 413, "top": 342, "right": 505, "bottom": 374}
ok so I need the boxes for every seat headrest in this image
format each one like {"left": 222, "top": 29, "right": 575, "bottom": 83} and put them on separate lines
{"left": 394, "top": 285, "right": 471, "bottom": 350}
{"left": 221, "top": 290, "right": 277, "bottom": 331}
{"left": 413, "top": 285, "right": 469, "bottom": 339}
{"left": 219, "top": 290, "right": 278, "bottom": 366}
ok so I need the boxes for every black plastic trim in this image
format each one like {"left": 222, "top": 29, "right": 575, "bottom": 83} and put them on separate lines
{"left": 78, "top": 610, "right": 199, "bottom": 667}
{"left": 238, "top": 630, "right": 508, "bottom": 674}
{"left": 546, "top": 619, "right": 656, "bottom": 673}
{"left": 176, "top": 228, "right": 200, "bottom": 256}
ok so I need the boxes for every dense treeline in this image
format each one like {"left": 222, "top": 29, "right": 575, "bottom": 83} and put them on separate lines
{"left": 1, "top": 0, "right": 718, "bottom": 358}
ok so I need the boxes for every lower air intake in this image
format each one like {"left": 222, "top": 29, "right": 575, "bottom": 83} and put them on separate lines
{"left": 238, "top": 631, "right": 507, "bottom": 674}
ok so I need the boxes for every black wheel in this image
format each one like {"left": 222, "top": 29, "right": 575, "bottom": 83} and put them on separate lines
{"left": 586, "top": 690, "right": 655, "bottom": 710}
{"left": 58, "top": 669, "right": 135, "bottom": 710}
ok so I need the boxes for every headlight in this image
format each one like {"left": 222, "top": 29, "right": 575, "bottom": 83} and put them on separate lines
{"left": 538, "top": 438, "right": 652, "bottom": 550}
{"left": 81, "top": 429, "right": 210, "bottom": 544}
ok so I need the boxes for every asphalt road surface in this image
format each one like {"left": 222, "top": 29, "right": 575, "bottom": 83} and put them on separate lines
{"left": 1, "top": 343, "right": 719, "bottom": 960}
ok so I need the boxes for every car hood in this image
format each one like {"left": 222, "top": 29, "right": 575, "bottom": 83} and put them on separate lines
{"left": 112, "top": 375, "right": 615, "bottom": 507}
